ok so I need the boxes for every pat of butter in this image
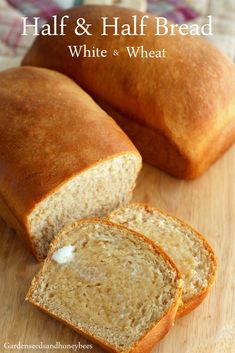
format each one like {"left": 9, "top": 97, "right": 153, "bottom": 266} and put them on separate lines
{"left": 52, "top": 245, "right": 75, "bottom": 264}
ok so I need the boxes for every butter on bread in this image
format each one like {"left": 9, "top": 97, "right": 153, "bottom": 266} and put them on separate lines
{"left": 26, "top": 219, "right": 183, "bottom": 353}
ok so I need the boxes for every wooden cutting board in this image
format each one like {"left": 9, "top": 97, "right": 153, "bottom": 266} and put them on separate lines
{"left": 0, "top": 143, "right": 235, "bottom": 353}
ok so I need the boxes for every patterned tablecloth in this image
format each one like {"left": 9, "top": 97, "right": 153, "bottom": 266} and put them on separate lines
{"left": 0, "top": 0, "right": 234, "bottom": 62}
{"left": 190, "top": 0, "right": 235, "bottom": 61}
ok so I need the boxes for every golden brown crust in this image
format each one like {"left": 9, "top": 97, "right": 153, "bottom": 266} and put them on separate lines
{"left": 0, "top": 67, "right": 141, "bottom": 261}
{"left": 22, "top": 5, "right": 235, "bottom": 179}
{"left": 0, "top": 190, "right": 37, "bottom": 257}
{"left": 129, "top": 302, "right": 178, "bottom": 353}
{"left": 94, "top": 97, "right": 191, "bottom": 179}
{"left": 109, "top": 203, "right": 217, "bottom": 317}
{"left": 26, "top": 218, "right": 183, "bottom": 353}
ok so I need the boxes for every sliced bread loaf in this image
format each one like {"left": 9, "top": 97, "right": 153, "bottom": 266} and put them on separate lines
{"left": 26, "top": 219, "right": 183, "bottom": 353}
{"left": 0, "top": 67, "right": 141, "bottom": 261}
{"left": 109, "top": 204, "right": 217, "bottom": 317}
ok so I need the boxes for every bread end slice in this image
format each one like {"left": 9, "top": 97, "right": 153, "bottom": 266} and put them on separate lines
{"left": 109, "top": 204, "right": 217, "bottom": 318}
{"left": 26, "top": 152, "right": 141, "bottom": 261}
{"left": 26, "top": 219, "right": 182, "bottom": 353}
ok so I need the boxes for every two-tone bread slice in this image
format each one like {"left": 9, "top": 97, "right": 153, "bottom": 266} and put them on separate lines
{"left": 109, "top": 204, "right": 217, "bottom": 317}
{"left": 26, "top": 219, "right": 182, "bottom": 353}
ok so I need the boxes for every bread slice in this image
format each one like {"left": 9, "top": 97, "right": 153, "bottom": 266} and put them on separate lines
{"left": 26, "top": 219, "right": 183, "bottom": 353}
{"left": 0, "top": 67, "right": 141, "bottom": 261}
{"left": 109, "top": 204, "right": 217, "bottom": 317}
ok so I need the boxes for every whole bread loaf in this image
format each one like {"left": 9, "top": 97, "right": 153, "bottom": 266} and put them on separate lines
{"left": 0, "top": 67, "right": 141, "bottom": 260}
{"left": 26, "top": 219, "right": 183, "bottom": 353}
{"left": 109, "top": 204, "right": 217, "bottom": 317}
{"left": 22, "top": 5, "right": 235, "bottom": 179}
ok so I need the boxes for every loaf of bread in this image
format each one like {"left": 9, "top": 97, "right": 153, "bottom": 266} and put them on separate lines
{"left": 26, "top": 219, "right": 183, "bottom": 353}
{"left": 0, "top": 67, "right": 141, "bottom": 261}
{"left": 109, "top": 204, "right": 217, "bottom": 317}
{"left": 22, "top": 5, "right": 235, "bottom": 179}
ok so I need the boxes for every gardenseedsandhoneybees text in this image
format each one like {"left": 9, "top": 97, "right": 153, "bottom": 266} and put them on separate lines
{"left": 22, "top": 15, "right": 213, "bottom": 37}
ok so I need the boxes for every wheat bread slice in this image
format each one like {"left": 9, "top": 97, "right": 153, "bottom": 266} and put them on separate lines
{"left": 109, "top": 204, "right": 217, "bottom": 317}
{"left": 26, "top": 219, "right": 183, "bottom": 353}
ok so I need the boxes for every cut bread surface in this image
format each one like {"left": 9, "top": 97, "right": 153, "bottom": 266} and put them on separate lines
{"left": 27, "top": 219, "right": 182, "bottom": 353}
{"left": 109, "top": 204, "right": 217, "bottom": 316}
{"left": 27, "top": 154, "right": 141, "bottom": 260}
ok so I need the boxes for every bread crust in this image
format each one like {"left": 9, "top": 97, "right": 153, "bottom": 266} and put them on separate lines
{"left": 94, "top": 97, "right": 191, "bottom": 178}
{"left": 109, "top": 203, "right": 217, "bottom": 317}
{"left": 0, "top": 67, "right": 141, "bottom": 261}
{"left": 22, "top": 5, "right": 235, "bottom": 179}
{"left": 26, "top": 218, "right": 183, "bottom": 353}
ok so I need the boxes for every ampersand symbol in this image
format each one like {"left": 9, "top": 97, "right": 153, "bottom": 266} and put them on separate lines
{"left": 113, "top": 50, "right": 119, "bottom": 56}
{"left": 75, "top": 18, "right": 92, "bottom": 36}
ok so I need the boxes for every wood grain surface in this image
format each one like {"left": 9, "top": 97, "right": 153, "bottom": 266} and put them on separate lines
{"left": 0, "top": 143, "right": 234, "bottom": 353}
